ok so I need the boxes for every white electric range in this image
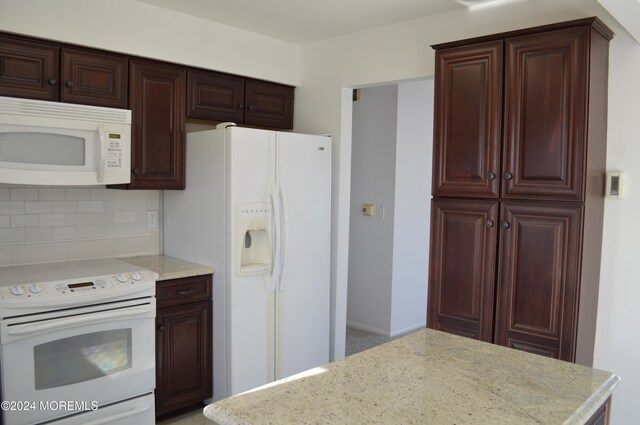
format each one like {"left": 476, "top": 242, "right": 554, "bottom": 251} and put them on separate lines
{"left": 0, "top": 258, "right": 157, "bottom": 425}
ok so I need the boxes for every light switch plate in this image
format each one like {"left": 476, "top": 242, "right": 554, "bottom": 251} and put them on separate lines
{"left": 605, "top": 172, "right": 624, "bottom": 199}
{"left": 361, "top": 203, "right": 375, "bottom": 217}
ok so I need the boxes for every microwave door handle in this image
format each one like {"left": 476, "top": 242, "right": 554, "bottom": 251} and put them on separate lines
{"left": 97, "top": 123, "right": 106, "bottom": 183}
{"left": 7, "top": 304, "right": 154, "bottom": 337}
{"left": 81, "top": 404, "right": 152, "bottom": 425}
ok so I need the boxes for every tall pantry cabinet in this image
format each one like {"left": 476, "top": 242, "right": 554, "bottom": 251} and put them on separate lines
{"left": 427, "top": 17, "right": 613, "bottom": 365}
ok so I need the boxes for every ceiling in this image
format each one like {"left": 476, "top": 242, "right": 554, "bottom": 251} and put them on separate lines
{"left": 135, "top": 0, "right": 467, "bottom": 43}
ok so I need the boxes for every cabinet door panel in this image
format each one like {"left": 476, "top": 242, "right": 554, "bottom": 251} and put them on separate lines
{"left": 427, "top": 199, "right": 498, "bottom": 342}
{"left": 128, "top": 60, "right": 185, "bottom": 189}
{"left": 495, "top": 202, "right": 582, "bottom": 361}
{"left": 61, "top": 48, "right": 128, "bottom": 108}
{"left": 432, "top": 41, "right": 503, "bottom": 198}
{"left": 503, "top": 27, "right": 588, "bottom": 200}
{"left": 187, "top": 68, "right": 244, "bottom": 122}
{"left": 156, "top": 300, "right": 212, "bottom": 417}
{"left": 245, "top": 79, "right": 293, "bottom": 129}
{"left": 0, "top": 36, "right": 59, "bottom": 101}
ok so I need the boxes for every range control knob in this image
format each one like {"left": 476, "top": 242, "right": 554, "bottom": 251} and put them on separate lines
{"left": 10, "top": 285, "right": 25, "bottom": 296}
{"left": 30, "top": 283, "right": 44, "bottom": 293}
{"left": 131, "top": 272, "right": 142, "bottom": 281}
{"left": 116, "top": 273, "right": 128, "bottom": 283}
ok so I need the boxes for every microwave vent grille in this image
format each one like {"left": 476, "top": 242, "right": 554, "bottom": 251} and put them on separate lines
{"left": 0, "top": 96, "right": 131, "bottom": 125}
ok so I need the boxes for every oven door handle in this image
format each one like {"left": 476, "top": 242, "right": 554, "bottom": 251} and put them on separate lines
{"left": 6, "top": 304, "right": 154, "bottom": 337}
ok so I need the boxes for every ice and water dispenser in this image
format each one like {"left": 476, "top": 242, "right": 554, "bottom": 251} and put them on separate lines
{"left": 236, "top": 203, "right": 273, "bottom": 275}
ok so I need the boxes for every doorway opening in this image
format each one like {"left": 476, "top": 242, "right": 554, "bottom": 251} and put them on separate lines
{"left": 345, "top": 79, "right": 434, "bottom": 356}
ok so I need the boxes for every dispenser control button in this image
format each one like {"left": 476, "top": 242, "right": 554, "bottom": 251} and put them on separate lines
{"left": 29, "top": 283, "right": 44, "bottom": 294}
{"left": 10, "top": 285, "right": 25, "bottom": 296}
{"left": 116, "top": 273, "right": 128, "bottom": 283}
{"left": 131, "top": 272, "right": 142, "bottom": 281}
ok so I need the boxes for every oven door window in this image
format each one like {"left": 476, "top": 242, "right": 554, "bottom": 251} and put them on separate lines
{"left": 34, "top": 329, "right": 132, "bottom": 390}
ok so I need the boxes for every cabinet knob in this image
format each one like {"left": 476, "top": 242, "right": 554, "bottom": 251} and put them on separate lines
{"left": 504, "top": 172, "right": 513, "bottom": 181}
{"left": 65, "top": 80, "right": 74, "bottom": 87}
{"left": 248, "top": 105, "right": 255, "bottom": 111}
{"left": 486, "top": 171, "right": 496, "bottom": 181}
{"left": 158, "top": 324, "right": 166, "bottom": 332}
{"left": 132, "top": 168, "right": 139, "bottom": 175}
{"left": 48, "top": 78, "right": 57, "bottom": 85}
{"left": 501, "top": 221, "right": 510, "bottom": 229}
{"left": 485, "top": 220, "right": 494, "bottom": 228}
{"left": 238, "top": 103, "right": 244, "bottom": 110}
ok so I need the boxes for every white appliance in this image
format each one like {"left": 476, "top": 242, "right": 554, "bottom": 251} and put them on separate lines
{"left": 0, "top": 259, "right": 157, "bottom": 425}
{"left": 0, "top": 96, "right": 131, "bottom": 185}
{"left": 164, "top": 125, "right": 331, "bottom": 399}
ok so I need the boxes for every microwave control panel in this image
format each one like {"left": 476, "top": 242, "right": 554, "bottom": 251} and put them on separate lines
{"left": 106, "top": 132, "right": 124, "bottom": 169}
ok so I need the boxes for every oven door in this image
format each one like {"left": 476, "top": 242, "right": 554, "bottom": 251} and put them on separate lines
{"left": 0, "top": 298, "right": 155, "bottom": 425}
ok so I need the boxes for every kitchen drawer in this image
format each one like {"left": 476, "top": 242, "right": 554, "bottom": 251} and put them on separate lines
{"left": 156, "top": 274, "right": 212, "bottom": 308}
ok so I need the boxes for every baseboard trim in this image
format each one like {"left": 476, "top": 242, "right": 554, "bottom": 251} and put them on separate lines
{"left": 347, "top": 321, "right": 426, "bottom": 338}
{"left": 390, "top": 322, "right": 426, "bottom": 338}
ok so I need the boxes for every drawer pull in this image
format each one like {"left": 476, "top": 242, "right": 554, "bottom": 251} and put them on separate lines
{"left": 177, "top": 288, "right": 195, "bottom": 295}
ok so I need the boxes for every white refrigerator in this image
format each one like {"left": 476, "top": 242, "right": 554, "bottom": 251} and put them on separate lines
{"left": 164, "top": 125, "right": 331, "bottom": 399}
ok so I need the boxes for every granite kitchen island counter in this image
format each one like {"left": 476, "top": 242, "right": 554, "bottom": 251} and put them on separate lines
{"left": 204, "top": 329, "right": 619, "bottom": 425}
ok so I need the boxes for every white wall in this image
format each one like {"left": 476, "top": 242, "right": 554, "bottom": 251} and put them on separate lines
{"left": 295, "top": 1, "right": 640, "bottom": 423}
{"left": 347, "top": 85, "right": 398, "bottom": 335}
{"left": 593, "top": 22, "right": 640, "bottom": 424}
{"left": 391, "top": 79, "right": 432, "bottom": 336}
{"left": 0, "top": 0, "right": 300, "bottom": 85}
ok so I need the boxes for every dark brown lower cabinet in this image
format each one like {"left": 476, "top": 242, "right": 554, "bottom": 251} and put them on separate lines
{"left": 156, "top": 275, "right": 212, "bottom": 419}
{"left": 428, "top": 199, "right": 498, "bottom": 342}
{"left": 428, "top": 199, "right": 586, "bottom": 362}
{"left": 585, "top": 398, "right": 611, "bottom": 425}
{"left": 494, "top": 202, "right": 582, "bottom": 360}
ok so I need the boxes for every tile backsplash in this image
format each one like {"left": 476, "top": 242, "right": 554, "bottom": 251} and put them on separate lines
{"left": 0, "top": 185, "right": 161, "bottom": 266}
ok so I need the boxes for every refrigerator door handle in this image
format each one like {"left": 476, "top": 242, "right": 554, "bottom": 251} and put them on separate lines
{"left": 277, "top": 189, "right": 288, "bottom": 291}
{"left": 268, "top": 192, "right": 279, "bottom": 293}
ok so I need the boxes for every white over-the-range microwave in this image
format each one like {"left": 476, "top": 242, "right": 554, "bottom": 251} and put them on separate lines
{"left": 0, "top": 96, "right": 131, "bottom": 186}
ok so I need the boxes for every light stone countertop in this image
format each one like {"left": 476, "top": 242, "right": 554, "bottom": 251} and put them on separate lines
{"left": 204, "top": 328, "right": 619, "bottom": 425}
{"left": 121, "top": 255, "right": 214, "bottom": 281}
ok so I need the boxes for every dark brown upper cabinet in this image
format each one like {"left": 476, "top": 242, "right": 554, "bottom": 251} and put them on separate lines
{"left": 432, "top": 19, "right": 612, "bottom": 203}
{"left": 0, "top": 35, "right": 128, "bottom": 108}
{"left": 186, "top": 70, "right": 294, "bottom": 129}
{"left": 245, "top": 79, "right": 294, "bottom": 129}
{"left": 428, "top": 17, "right": 613, "bottom": 364}
{"left": 432, "top": 41, "right": 503, "bottom": 199}
{"left": 187, "top": 68, "right": 245, "bottom": 122}
{"left": 0, "top": 35, "right": 59, "bottom": 101}
{"left": 502, "top": 27, "right": 593, "bottom": 201}
{"left": 60, "top": 48, "right": 128, "bottom": 108}
{"left": 126, "top": 59, "right": 186, "bottom": 190}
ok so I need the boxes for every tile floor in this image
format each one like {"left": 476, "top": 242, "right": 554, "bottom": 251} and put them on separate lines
{"left": 156, "top": 408, "right": 209, "bottom": 425}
